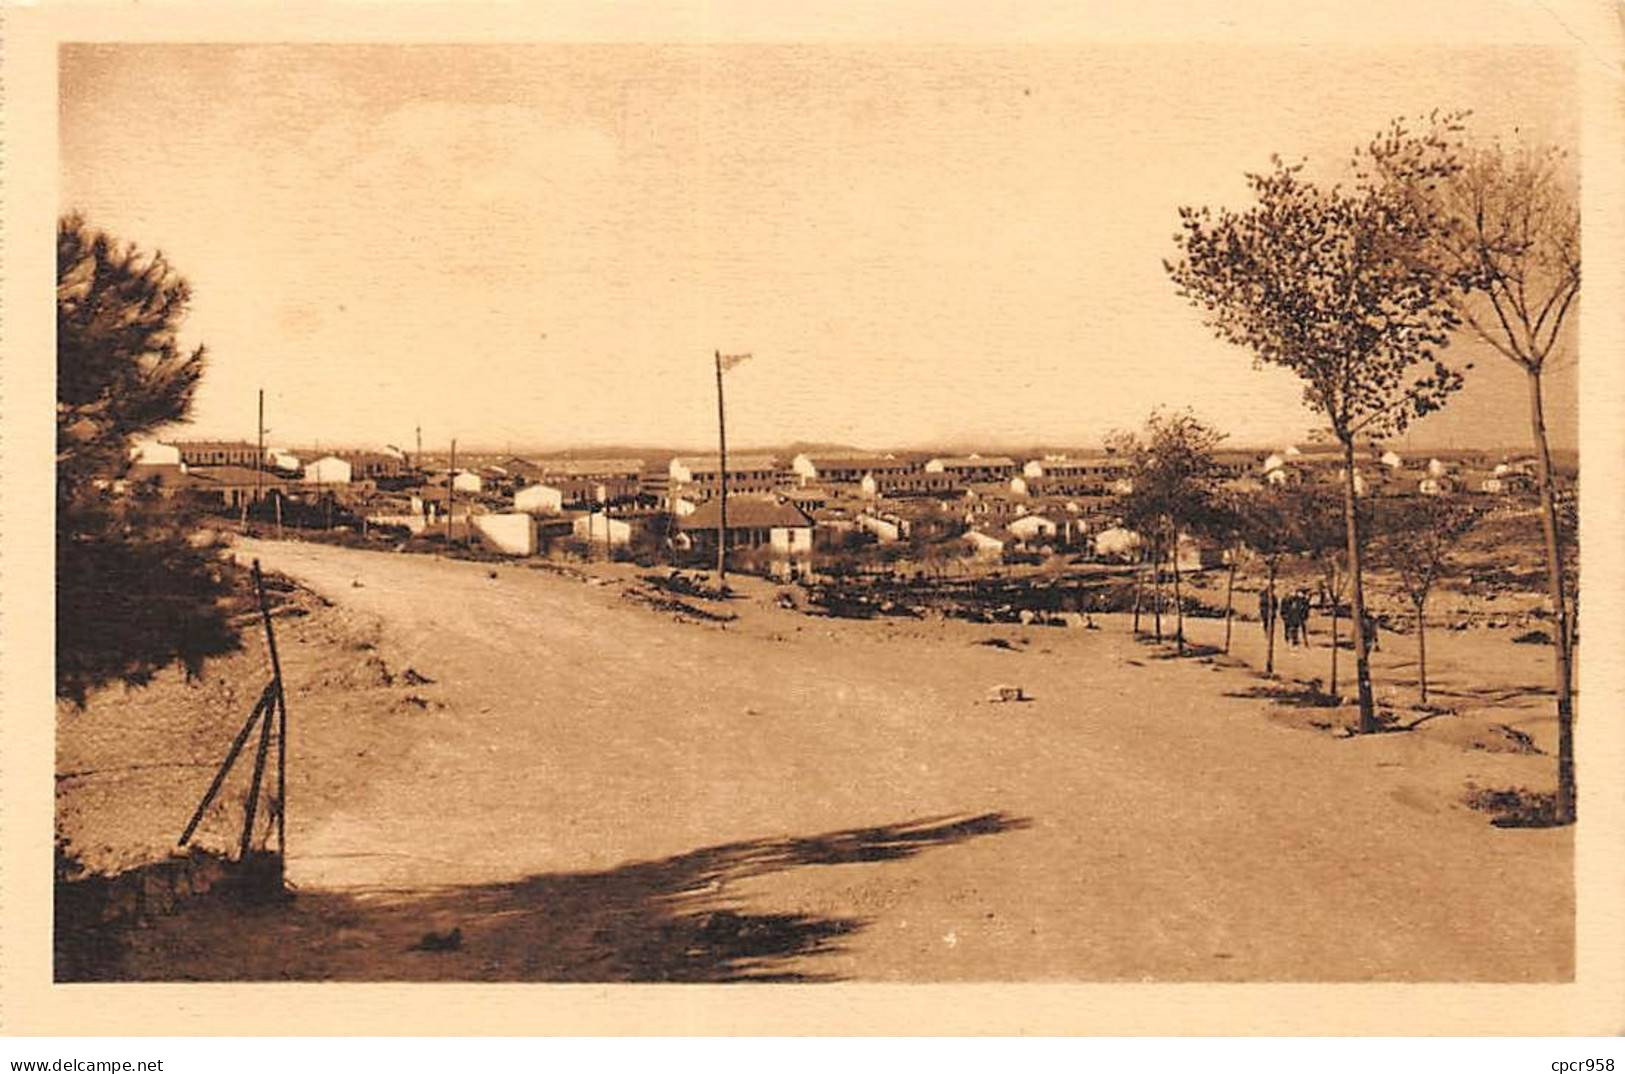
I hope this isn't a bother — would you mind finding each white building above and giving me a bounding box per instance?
[472,513,537,556]
[1379,450,1404,469]
[857,514,904,543]
[962,530,1005,559]
[267,449,301,473]
[1426,458,1449,478]
[676,497,813,556]
[572,511,632,547]
[452,470,483,494]
[513,483,564,515]
[1093,527,1143,561]
[1008,514,1058,542]
[130,439,182,467]
[302,455,353,485]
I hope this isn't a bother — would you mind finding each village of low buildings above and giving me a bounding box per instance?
[117,436,1571,580]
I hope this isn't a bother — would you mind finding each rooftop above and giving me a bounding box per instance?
[930,455,1016,468]
[678,496,812,530]
[538,458,645,476]
[673,454,781,473]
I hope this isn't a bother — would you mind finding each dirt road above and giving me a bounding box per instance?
[112,539,1570,981]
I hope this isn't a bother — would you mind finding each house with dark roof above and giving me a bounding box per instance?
[677,495,813,556]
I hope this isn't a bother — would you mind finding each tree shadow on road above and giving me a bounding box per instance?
[1224,682,1343,709]
[65,811,1033,983]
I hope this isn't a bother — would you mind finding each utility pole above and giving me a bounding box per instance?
[714,351,728,582]
[712,351,751,587]
[415,424,422,473]
[448,438,457,546]
[254,388,264,531]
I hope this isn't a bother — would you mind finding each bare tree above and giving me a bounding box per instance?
[1193,489,1248,653]
[1374,495,1483,706]
[1233,487,1301,677]
[1166,117,1468,732]
[1110,412,1225,654]
[1293,484,1354,698]
[1386,134,1580,821]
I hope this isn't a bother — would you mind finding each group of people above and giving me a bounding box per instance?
[1257,587,1381,651]
[1257,589,1314,647]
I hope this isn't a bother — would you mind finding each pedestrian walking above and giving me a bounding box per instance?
[1284,593,1304,646]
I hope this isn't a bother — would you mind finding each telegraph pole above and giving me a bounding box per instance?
[254,388,264,530]
[415,424,422,473]
[448,438,457,546]
[714,351,728,584]
[713,351,751,587]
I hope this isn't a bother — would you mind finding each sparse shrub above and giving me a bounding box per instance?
[1462,785,1561,828]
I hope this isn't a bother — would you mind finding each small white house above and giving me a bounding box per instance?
[267,449,301,473]
[1009,476,1029,496]
[672,496,698,517]
[131,439,182,467]
[962,530,1005,559]
[1093,526,1143,561]
[1265,467,1290,486]
[1262,453,1286,474]
[573,511,632,547]
[302,455,353,485]
[473,512,537,556]
[857,514,904,543]
[1481,477,1506,494]
[1379,450,1404,469]
[1419,477,1448,496]
[452,470,483,494]
[1008,514,1058,543]
[1426,458,1449,478]
[513,483,564,515]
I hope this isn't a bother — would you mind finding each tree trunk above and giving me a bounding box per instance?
[1527,367,1576,823]
[1132,547,1144,635]
[1223,554,1237,654]
[1328,576,1339,697]
[1341,437,1377,733]
[1415,598,1428,705]
[1152,538,1164,642]
[1265,562,1278,676]
[1169,520,1185,653]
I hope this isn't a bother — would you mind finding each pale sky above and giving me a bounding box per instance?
[60,43,1579,453]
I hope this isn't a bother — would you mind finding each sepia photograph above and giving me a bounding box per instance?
[7,1,1623,1044]
[49,37,1586,986]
